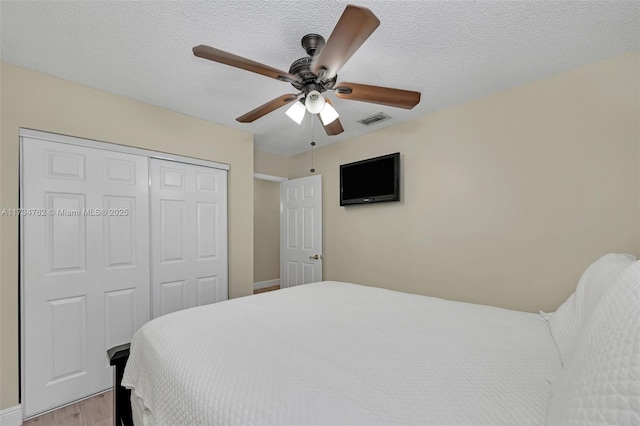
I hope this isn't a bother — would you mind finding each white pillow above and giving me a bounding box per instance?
[546,260,640,425]
[548,253,636,364]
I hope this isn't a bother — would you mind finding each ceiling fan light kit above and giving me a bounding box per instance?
[285,93,340,126]
[192,4,421,137]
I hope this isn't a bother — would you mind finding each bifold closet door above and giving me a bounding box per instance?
[22,138,150,418]
[150,158,228,318]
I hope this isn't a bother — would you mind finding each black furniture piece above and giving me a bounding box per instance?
[107,344,134,426]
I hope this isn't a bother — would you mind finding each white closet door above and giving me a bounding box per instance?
[150,158,228,318]
[22,138,150,418]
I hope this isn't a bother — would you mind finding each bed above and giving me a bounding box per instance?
[117,253,640,425]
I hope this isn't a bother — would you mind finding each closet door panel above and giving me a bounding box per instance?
[22,138,150,418]
[150,159,228,318]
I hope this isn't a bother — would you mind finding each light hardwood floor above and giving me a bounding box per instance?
[24,284,280,425]
[23,391,112,426]
[253,284,280,294]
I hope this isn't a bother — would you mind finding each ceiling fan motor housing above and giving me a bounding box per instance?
[289,34,337,93]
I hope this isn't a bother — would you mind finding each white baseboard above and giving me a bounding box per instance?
[254,278,280,290]
[0,405,22,426]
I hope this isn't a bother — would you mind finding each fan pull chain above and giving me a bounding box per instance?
[310,117,316,173]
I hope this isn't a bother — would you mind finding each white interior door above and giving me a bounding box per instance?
[280,175,322,287]
[150,158,228,318]
[21,138,150,418]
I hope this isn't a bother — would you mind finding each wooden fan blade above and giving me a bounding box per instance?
[311,5,380,80]
[318,100,344,135]
[236,94,299,123]
[193,45,299,84]
[320,116,344,136]
[334,82,421,109]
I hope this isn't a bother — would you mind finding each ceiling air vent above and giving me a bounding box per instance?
[357,112,391,126]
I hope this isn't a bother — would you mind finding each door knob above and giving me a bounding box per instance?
[309,254,323,260]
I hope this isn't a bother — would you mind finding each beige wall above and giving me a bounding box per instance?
[254,179,281,283]
[0,62,255,409]
[290,51,640,314]
[254,149,288,177]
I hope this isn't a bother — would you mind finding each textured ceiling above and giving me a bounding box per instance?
[1,1,638,155]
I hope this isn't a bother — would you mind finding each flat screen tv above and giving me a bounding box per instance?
[340,152,400,206]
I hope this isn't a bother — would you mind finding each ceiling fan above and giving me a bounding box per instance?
[192,4,421,136]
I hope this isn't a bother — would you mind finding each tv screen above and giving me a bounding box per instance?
[340,153,400,206]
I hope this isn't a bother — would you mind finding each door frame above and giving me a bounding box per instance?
[252,173,287,292]
[253,173,324,289]
[19,128,230,420]
[253,173,288,183]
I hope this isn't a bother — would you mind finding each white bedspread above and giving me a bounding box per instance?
[122,281,561,425]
